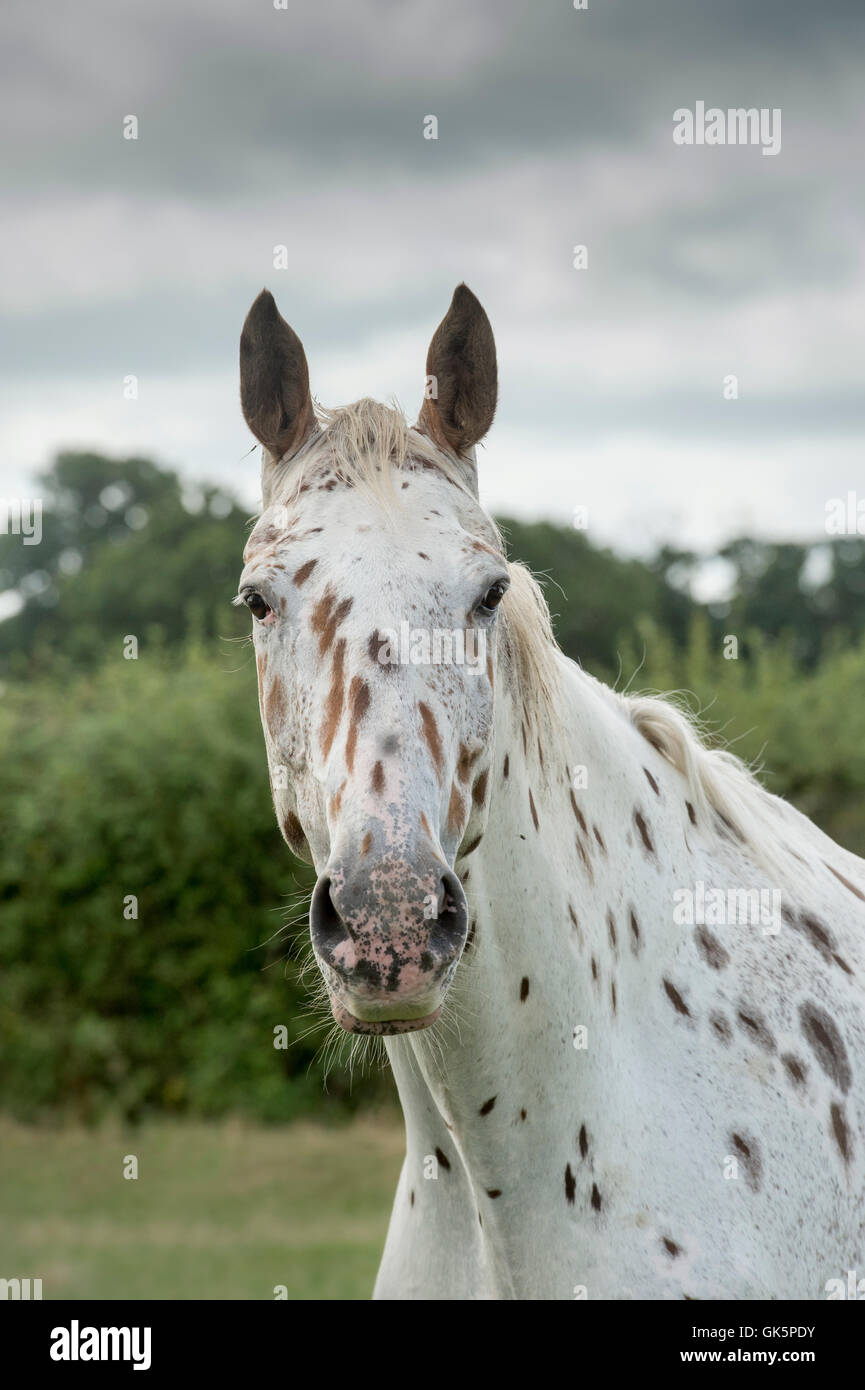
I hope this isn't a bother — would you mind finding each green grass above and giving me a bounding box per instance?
[0,1112,404,1300]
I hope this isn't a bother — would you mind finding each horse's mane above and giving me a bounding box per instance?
[269,398,790,864]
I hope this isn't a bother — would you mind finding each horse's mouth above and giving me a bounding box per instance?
[330,997,443,1035]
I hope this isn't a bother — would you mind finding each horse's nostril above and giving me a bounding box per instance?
[309,875,350,958]
[428,870,468,960]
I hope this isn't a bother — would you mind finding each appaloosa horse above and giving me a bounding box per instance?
[237,284,865,1299]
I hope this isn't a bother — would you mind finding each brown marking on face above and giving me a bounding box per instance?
[799,1001,851,1092]
[569,790,588,836]
[344,676,371,775]
[634,810,655,855]
[520,976,530,1002]
[663,979,690,1016]
[419,811,434,844]
[503,754,510,779]
[830,1101,852,1163]
[319,639,346,760]
[293,558,317,586]
[312,589,353,656]
[265,674,287,738]
[360,830,373,856]
[256,651,267,703]
[643,767,660,795]
[465,918,477,952]
[418,702,444,775]
[825,861,865,901]
[528,788,539,831]
[448,781,466,834]
[695,926,730,971]
[282,811,306,854]
[371,761,385,795]
[456,743,474,783]
[328,783,345,819]
[461,834,483,856]
[471,537,501,558]
[486,652,494,687]
[472,769,489,808]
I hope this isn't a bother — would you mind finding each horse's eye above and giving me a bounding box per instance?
[245,592,271,620]
[478,581,507,614]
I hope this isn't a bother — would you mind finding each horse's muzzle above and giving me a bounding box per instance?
[309,855,468,1033]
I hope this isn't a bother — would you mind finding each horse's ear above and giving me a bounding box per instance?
[240,289,315,462]
[418,284,497,458]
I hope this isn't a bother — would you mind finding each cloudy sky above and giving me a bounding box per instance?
[2,0,863,566]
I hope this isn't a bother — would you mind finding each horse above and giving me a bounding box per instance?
[236,284,865,1299]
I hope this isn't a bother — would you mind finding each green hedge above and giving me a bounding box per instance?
[0,644,392,1122]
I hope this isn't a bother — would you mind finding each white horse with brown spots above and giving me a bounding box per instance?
[237,285,865,1300]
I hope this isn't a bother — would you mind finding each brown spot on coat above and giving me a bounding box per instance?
[565,1164,576,1204]
[360,831,372,856]
[663,1238,681,1257]
[736,1008,776,1053]
[528,788,539,831]
[472,770,489,807]
[781,1054,807,1086]
[434,1147,451,1172]
[695,926,730,971]
[503,754,510,779]
[710,1011,732,1043]
[686,800,697,825]
[520,977,530,1002]
[591,1183,602,1211]
[569,790,588,836]
[799,1001,852,1093]
[629,909,641,952]
[634,810,655,855]
[578,1124,588,1159]
[830,1101,852,1163]
[479,1096,496,1116]
[730,1132,762,1192]
[371,761,385,795]
[663,979,690,1016]
[643,767,660,795]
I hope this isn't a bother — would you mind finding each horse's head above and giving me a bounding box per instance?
[238,285,508,1034]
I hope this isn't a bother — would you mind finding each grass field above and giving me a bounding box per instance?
[0,1112,404,1300]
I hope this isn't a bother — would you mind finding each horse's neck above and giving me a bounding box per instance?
[386,659,699,1207]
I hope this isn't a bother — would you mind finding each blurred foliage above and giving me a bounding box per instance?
[1,450,863,1120]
